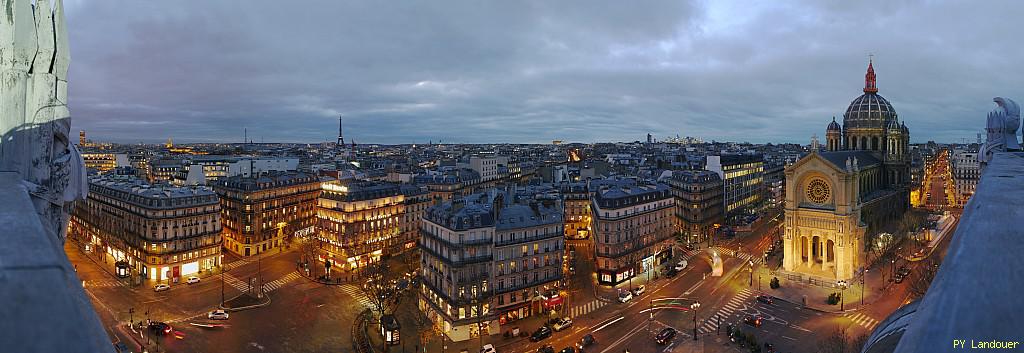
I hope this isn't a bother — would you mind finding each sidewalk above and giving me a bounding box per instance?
[765,263,888,313]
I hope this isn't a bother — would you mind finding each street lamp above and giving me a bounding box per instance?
[837,280,848,311]
[690,301,701,340]
[748,260,754,287]
[861,270,866,306]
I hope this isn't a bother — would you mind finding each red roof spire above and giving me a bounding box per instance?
[864,56,878,93]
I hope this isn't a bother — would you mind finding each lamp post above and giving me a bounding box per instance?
[837,280,848,311]
[890,258,896,283]
[691,301,701,340]
[861,269,866,305]
[748,260,754,287]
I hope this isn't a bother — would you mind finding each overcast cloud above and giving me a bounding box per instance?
[64,1,1024,144]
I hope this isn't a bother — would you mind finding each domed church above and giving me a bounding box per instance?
[782,60,911,281]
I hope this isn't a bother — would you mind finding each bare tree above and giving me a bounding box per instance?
[908,261,939,299]
[816,327,853,353]
[414,309,444,353]
[359,261,406,319]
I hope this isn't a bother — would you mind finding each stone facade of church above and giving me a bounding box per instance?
[783,61,911,281]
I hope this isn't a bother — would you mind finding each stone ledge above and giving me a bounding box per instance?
[0,172,111,352]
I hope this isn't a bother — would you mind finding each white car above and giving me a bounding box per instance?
[632,285,646,296]
[674,260,688,271]
[186,276,201,284]
[153,284,170,292]
[208,310,229,320]
[618,291,633,303]
[551,317,573,332]
[480,343,496,353]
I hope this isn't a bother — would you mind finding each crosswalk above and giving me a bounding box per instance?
[337,284,374,308]
[221,259,250,272]
[569,299,607,319]
[680,246,765,266]
[844,312,879,330]
[262,272,301,293]
[84,278,125,288]
[698,288,754,334]
[223,273,250,292]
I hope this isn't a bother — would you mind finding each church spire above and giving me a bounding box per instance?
[864,56,878,93]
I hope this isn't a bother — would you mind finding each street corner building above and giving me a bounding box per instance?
[314,179,428,271]
[591,177,674,285]
[782,60,911,281]
[418,187,565,342]
[68,173,223,283]
[212,171,320,257]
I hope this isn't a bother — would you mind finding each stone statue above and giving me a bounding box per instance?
[1,0,87,244]
[981,97,1021,168]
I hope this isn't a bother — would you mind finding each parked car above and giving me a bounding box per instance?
[153,284,170,292]
[207,310,229,320]
[618,291,633,303]
[558,348,576,353]
[684,243,696,251]
[744,315,763,327]
[186,276,201,284]
[112,342,131,353]
[536,345,555,353]
[756,295,774,305]
[894,274,906,283]
[530,326,553,342]
[632,285,646,296]
[148,322,172,335]
[577,334,596,349]
[551,317,573,332]
[480,344,497,353]
[654,327,677,344]
[664,267,679,278]
[674,260,688,271]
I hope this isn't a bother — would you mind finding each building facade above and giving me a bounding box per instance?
[213,171,320,257]
[591,178,674,285]
[706,154,765,220]
[418,189,564,342]
[316,180,408,271]
[666,170,724,246]
[952,149,980,206]
[69,175,222,283]
[782,60,911,281]
[559,182,592,239]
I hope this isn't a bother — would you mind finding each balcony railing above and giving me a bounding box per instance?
[494,231,562,247]
[418,242,494,266]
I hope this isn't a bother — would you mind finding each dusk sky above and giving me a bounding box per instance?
[65,1,1023,145]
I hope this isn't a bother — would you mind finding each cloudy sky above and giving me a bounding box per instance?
[64,1,1022,144]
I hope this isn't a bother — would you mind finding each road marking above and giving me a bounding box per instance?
[262,272,301,293]
[337,284,373,307]
[782,335,796,341]
[598,321,648,353]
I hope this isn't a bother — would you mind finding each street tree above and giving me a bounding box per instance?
[909,261,939,299]
[816,327,865,353]
[358,261,406,320]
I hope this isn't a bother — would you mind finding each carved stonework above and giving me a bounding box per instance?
[982,97,1021,168]
[1,0,87,243]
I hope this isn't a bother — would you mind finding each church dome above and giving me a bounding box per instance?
[842,60,898,130]
[827,117,841,132]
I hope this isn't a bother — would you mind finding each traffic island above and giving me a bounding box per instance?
[220,292,271,311]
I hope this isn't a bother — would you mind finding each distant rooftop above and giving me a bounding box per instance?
[214,171,318,191]
[89,174,218,208]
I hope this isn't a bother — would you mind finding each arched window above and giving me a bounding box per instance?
[872,137,879,150]
[860,137,868,150]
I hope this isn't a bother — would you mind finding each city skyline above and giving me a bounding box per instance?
[64,1,1021,145]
